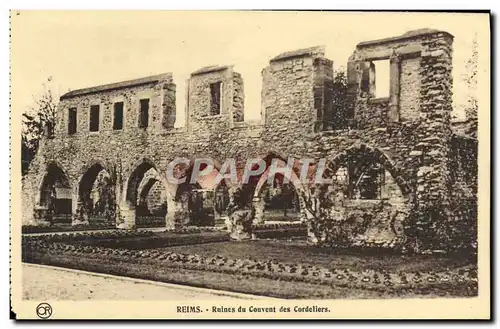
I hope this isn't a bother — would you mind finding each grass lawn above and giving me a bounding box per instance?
[165,240,475,273]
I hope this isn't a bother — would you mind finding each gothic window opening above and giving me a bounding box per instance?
[78,163,116,223]
[68,108,77,135]
[113,102,124,130]
[89,105,100,132]
[209,82,222,116]
[139,99,149,128]
[40,163,72,223]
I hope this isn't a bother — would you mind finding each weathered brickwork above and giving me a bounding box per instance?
[399,57,421,121]
[22,29,477,252]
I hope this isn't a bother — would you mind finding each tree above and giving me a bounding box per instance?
[461,33,478,134]
[331,68,348,130]
[22,77,58,175]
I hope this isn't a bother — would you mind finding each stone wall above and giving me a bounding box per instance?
[399,57,421,121]
[22,29,476,252]
[412,31,455,250]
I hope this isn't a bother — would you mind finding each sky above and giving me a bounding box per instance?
[11,11,489,126]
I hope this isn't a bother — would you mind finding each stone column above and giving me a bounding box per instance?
[388,51,401,122]
[33,206,52,226]
[165,201,189,230]
[229,208,254,241]
[252,196,265,225]
[346,53,359,125]
[72,201,89,225]
[413,31,454,251]
[313,57,334,131]
[117,203,136,229]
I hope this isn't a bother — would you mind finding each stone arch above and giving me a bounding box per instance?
[307,144,414,245]
[124,158,164,205]
[323,143,412,197]
[234,152,306,224]
[121,158,175,229]
[176,156,230,190]
[138,176,160,209]
[253,172,301,223]
[240,151,305,205]
[76,160,115,223]
[37,161,73,223]
[136,171,168,224]
[37,161,72,205]
[170,156,231,227]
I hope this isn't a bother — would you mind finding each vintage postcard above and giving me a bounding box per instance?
[10,10,490,320]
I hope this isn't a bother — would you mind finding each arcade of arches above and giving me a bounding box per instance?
[23,29,478,250]
[33,149,410,237]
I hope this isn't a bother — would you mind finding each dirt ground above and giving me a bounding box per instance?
[22,264,262,301]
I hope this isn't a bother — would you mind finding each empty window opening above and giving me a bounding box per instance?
[210,82,222,115]
[89,105,100,132]
[139,99,149,128]
[68,108,77,135]
[113,102,124,130]
[373,59,390,98]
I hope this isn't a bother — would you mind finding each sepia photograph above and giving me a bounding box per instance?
[9,10,491,320]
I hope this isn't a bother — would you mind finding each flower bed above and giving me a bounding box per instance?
[22,229,230,249]
[253,222,305,230]
[135,216,166,228]
[252,222,306,239]
[22,223,116,234]
[22,236,477,296]
[164,226,226,234]
[22,229,156,245]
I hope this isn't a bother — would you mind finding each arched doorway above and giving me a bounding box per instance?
[39,162,72,224]
[171,159,230,227]
[77,162,115,224]
[175,181,215,226]
[123,159,172,229]
[135,168,168,227]
[238,153,304,224]
[257,173,300,222]
[323,145,411,202]
[319,144,412,244]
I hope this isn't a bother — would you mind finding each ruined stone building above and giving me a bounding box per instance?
[22,29,478,251]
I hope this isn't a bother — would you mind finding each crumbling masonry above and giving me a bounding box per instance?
[22,29,478,251]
